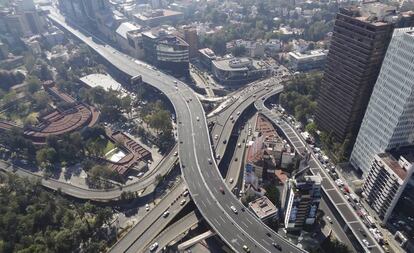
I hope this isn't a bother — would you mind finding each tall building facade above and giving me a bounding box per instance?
[58,0,108,24]
[362,153,414,223]
[282,173,322,231]
[183,26,198,58]
[315,2,414,145]
[350,27,414,174]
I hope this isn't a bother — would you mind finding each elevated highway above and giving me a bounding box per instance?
[46,9,305,253]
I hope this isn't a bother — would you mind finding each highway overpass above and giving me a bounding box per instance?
[46,9,306,253]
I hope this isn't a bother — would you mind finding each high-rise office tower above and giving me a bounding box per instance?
[350,27,414,174]
[315,2,414,146]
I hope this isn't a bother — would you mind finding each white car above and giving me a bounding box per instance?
[137,172,144,177]
[362,239,370,247]
[149,242,158,252]
[229,178,234,183]
[196,116,200,121]
[145,204,150,211]
[180,199,186,206]
[230,206,238,214]
[326,216,333,223]
[162,211,169,218]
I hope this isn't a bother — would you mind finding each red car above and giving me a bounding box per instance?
[219,186,225,194]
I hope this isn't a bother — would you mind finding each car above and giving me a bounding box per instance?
[145,204,150,211]
[266,232,271,237]
[196,116,200,121]
[174,151,178,156]
[137,172,144,177]
[238,143,241,148]
[214,134,218,140]
[230,116,233,120]
[243,245,250,252]
[223,140,227,144]
[230,206,238,214]
[362,239,370,247]
[229,178,234,183]
[219,186,225,194]
[180,199,186,206]
[326,216,333,223]
[237,111,240,115]
[234,157,238,161]
[216,154,221,160]
[162,211,169,218]
[149,242,159,252]
[359,228,367,237]
[128,176,134,180]
[173,80,177,84]
[183,190,189,197]
[208,158,212,164]
[272,243,282,250]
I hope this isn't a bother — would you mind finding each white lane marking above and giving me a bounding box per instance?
[241,221,248,227]
[246,218,253,224]
[213,218,220,225]
[262,239,271,246]
[237,234,243,241]
[219,215,226,223]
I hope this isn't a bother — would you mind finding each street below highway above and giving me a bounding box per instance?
[255,99,384,253]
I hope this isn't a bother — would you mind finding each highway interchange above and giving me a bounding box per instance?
[46,8,305,253]
[8,6,382,253]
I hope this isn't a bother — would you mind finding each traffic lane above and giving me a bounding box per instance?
[213,85,280,152]
[110,181,184,253]
[177,96,261,252]
[226,124,248,187]
[198,142,303,252]
[319,199,355,251]
[129,194,191,253]
[197,101,306,252]
[348,222,383,253]
[189,108,281,253]
[150,212,199,253]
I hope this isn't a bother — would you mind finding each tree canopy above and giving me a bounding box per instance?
[0,173,114,253]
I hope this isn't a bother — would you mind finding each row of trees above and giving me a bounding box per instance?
[0,173,114,253]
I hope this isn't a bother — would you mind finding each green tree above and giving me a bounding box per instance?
[26,76,41,94]
[36,147,58,166]
[305,122,317,136]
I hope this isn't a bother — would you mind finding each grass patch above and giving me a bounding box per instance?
[103,140,116,156]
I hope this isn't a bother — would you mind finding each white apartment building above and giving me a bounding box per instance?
[362,153,414,223]
[350,27,414,174]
